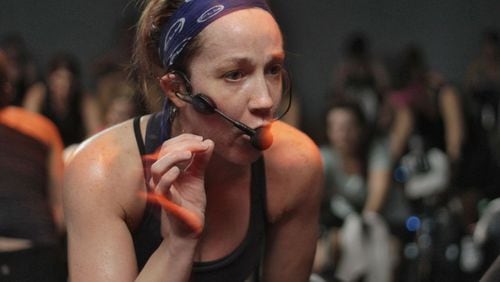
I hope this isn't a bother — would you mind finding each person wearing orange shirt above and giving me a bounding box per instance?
[0,51,66,281]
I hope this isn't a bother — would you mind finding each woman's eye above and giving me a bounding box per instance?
[224,71,244,81]
[268,64,283,76]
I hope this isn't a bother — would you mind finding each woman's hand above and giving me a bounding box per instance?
[149,134,214,239]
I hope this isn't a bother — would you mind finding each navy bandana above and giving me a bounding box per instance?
[159,0,271,68]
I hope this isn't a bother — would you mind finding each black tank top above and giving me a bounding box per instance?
[413,88,446,152]
[41,89,85,146]
[132,113,267,281]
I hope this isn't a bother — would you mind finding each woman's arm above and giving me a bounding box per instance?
[22,82,46,112]
[439,85,465,163]
[364,169,391,214]
[64,131,147,281]
[364,139,392,214]
[262,123,324,281]
[64,121,215,282]
[63,124,205,282]
[389,105,414,163]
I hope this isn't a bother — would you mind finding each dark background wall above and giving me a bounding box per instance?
[1,0,499,143]
[270,0,500,142]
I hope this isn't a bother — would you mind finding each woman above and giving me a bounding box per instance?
[386,44,466,281]
[332,32,391,127]
[23,52,101,147]
[63,1,323,281]
[314,99,394,282]
[387,44,464,166]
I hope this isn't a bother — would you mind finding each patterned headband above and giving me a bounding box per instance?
[158,0,271,68]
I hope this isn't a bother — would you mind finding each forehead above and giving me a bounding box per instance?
[193,8,283,64]
[327,108,358,124]
[50,68,73,77]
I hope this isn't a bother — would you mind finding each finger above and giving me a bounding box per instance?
[153,137,212,179]
[151,149,191,173]
[155,166,181,195]
[186,139,215,179]
[142,134,204,164]
[150,150,192,185]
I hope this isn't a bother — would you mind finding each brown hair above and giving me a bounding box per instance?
[0,51,11,108]
[131,0,201,111]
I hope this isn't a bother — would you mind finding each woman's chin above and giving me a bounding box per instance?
[215,136,263,165]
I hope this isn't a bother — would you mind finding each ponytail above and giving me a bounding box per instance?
[131,0,182,111]
[131,0,202,111]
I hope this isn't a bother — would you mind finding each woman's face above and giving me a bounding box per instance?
[180,8,284,163]
[48,67,73,100]
[105,96,136,127]
[326,108,362,155]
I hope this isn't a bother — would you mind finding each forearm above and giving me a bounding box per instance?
[137,238,198,282]
[389,107,414,163]
[363,170,391,214]
[364,193,386,214]
[441,86,465,162]
[445,126,463,163]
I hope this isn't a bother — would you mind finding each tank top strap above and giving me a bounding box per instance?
[251,157,268,225]
[132,112,167,268]
[133,113,167,191]
[133,116,146,156]
[144,112,165,155]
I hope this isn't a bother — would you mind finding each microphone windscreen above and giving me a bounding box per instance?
[252,126,273,150]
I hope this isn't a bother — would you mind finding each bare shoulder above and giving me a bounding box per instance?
[266,121,322,169]
[264,121,323,222]
[64,117,148,228]
[0,106,61,147]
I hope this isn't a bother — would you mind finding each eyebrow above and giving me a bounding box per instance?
[214,51,285,69]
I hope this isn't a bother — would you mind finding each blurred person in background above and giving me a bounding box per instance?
[314,98,399,282]
[385,44,468,282]
[464,28,500,107]
[92,61,147,130]
[332,32,391,128]
[0,33,39,106]
[23,52,101,147]
[101,89,141,129]
[386,44,464,167]
[461,28,500,200]
[63,62,146,164]
[0,51,66,281]
[462,28,500,280]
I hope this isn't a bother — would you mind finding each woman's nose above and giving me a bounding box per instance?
[248,75,275,116]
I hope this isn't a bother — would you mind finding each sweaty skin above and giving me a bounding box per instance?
[64,8,323,282]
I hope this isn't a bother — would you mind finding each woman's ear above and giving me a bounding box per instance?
[159,72,188,107]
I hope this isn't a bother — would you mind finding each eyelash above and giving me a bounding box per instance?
[224,70,244,81]
[267,64,283,76]
[223,64,283,82]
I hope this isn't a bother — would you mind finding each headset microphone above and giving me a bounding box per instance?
[176,92,273,150]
